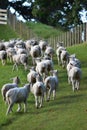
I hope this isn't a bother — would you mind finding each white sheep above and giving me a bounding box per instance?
[45,46,54,60]
[56,43,66,65]
[25,39,38,53]
[30,75,45,108]
[1,76,20,101]
[60,50,69,68]
[44,70,58,101]
[35,59,47,80]
[0,43,6,51]
[42,59,54,75]
[14,40,25,51]
[39,40,48,56]
[12,53,28,71]
[6,47,16,63]
[68,54,81,68]
[27,67,39,86]
[0,50,7,65]
[68,66,82,91]
[30,45,41,65]
[6,84,30,115]
[66,54,81,83]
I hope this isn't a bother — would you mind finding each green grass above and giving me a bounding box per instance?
[0,24,19,41]
[0,43,87,130]
[26,22,63,39]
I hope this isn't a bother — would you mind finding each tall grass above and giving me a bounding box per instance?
[0,43,87,130]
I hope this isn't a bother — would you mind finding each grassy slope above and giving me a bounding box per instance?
[0,24,19,41]
[26,22,64,39]
[0,43,87,130]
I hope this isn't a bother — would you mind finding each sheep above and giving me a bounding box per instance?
[60,50,69,68]
[12,53,28,71]
[66,54,81,83]
[30,75,45,108]
[56,42,66,65]
[6,47,16,63]
[68,54,81,68]
[45,46,54,60]
[14,40,26,51]
[1,76,20,101]
[27,67,39,86]
[44,70,58,101]
[68,66,82,91]
[35,59,47,80]
[6,84,30,115]
[0,43,6,51]
[0,50,7,65]
[25,39,38,52]
[30,45,41,65]
[39,40,48,56]
[42,59,54,75]
[3,41,15,49]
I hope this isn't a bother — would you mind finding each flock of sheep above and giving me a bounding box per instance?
[0,38,82,115]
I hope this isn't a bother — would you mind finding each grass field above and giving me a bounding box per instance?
[0,43,87,130]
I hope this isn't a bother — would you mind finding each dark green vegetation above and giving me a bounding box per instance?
[1,0,87,29]
[0,42,87,130]
[0,24,18,41]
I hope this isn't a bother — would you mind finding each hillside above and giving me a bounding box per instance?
[0,24,19,41]
[0,43,87,130]
[26,22,64,39]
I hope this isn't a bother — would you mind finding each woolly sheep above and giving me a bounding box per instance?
[44,70,58,101]
[6,47,16,62]
[35,59,47,80]
[68,66,82,91]
[27,67,39,86]
[66,54,81,80]
[0,43,6,51]
[45,46,54,60]
[25,39,38,52]
[12,53,28,71]
[6,84,30,115]
[30,45,41,65]
[60,50,69,68]
[56,43,66,65]
[1,76,20,101]
[42,59,54,75]
[30,75,45,108]
[39,40,48,56]
[0,50,7,65]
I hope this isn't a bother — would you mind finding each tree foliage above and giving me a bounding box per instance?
[0,0,87,29]
[0,0,8,9]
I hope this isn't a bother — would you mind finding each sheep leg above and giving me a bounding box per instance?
[24,102,27,112]
[53,90,56,100]
[17,103,21,112]
[47,89,52,101]
[76,81,80,90]
[12,63,18,71]
[39,96,43,108]
[2,59,5,65]
[35,96,38,108]
[6,103,14,115]
[72,80,75,92]
[68,76,71,84]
